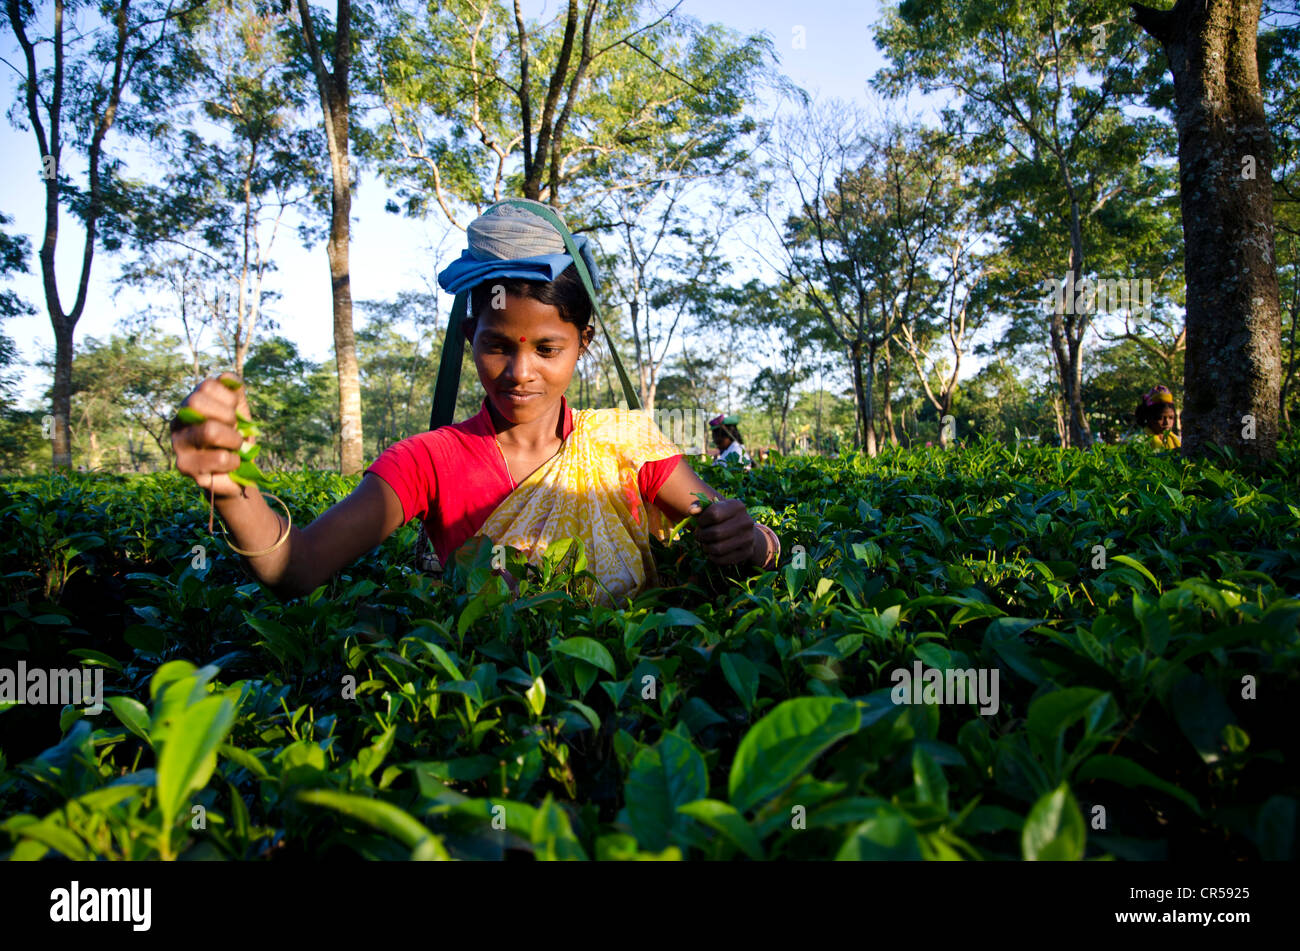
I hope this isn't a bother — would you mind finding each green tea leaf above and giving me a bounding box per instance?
[1255,796,1297,861]
[525,675,546,717]
[531,794,587,861]
[836,809,922,860]
[625,731,708,850]
[229,459,271,488]
[1027,688,1113,745]
[1022,783,1086,861]
[13,821,89,860]
[106,696,151,746]
[677,799,763,860]
[298,789,449,859]
[1075,755,1201,815]
[1111,554,1160,590]
[729,697,860,814]
[156,695,236,830]
[720,652,759,713]
[1169,673,1236,764]
[552,636,616,677]
[912,745,949,813]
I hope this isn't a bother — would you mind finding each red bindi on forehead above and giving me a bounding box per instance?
[519,336,526,342]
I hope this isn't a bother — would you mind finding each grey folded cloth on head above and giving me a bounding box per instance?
[459,198,602,289]
[468,200,569,259]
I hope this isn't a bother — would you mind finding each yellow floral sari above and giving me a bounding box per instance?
[474,407,683,605]
[1152,431,1181,450]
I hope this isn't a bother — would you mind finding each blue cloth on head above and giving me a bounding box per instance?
[436,199,602,295]
[437,247,591,295]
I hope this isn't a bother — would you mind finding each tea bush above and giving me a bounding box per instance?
[1,439,1297,860]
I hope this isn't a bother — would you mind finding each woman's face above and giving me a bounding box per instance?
[1149,405,1176,433]
[712,428,731,451]
[469,292,592,428]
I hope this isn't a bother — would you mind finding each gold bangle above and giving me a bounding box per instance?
[759,527,780,563]
[756,523,780,569]
[223,492,292,558]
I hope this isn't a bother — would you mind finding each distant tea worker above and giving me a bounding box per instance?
[709,414,750,466]
[1135,385,1180,450]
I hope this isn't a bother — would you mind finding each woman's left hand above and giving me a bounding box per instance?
[692,498,763,566]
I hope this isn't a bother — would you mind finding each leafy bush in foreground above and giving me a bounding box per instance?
[0,439,1297,860]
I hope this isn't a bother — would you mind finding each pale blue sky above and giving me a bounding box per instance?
[1,0,902,408]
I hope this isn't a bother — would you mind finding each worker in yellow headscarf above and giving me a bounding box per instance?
[1136,385,1180,450]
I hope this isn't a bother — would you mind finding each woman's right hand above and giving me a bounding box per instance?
[171,372,256,499]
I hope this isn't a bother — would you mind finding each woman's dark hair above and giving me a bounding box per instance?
[467,263,592,335]
[712,424,744,445]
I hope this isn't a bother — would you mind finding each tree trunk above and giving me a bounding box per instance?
[849,341,875,456]
[299,0,363,474]
[330,199,363,474]
[814,381,822,453]
[882,344,898,446]
[1282,316,1295,432]
[937,390,953,448]
[1282,278,1298,433]
[1066,332,1091,447]
[10,0,128,470]
[1049,300,1094,449]
[51,323,73,468]
[779,384,792,453]
[330,19,362,475]
[628,296,649,410]
[1134,0,1281,461]
[1048,310,1071,447]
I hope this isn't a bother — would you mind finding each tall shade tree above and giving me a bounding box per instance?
[243,333,338,468]
[364,0,769,221]
[765,107,972,454]
[355,289,439,455]
[734,279,825,454]
[1133,0,1283,460]
[4,0,205,469]
[118,0,328,378]
[895,228,992,448]
[875,0,1172,448]
[0,210,34,399]
[1093,188,1189,429]
[115,254,220,384]
[49,328,192,470]
[1258,2,1298,430]
[602,179,739,415]
[363,0,767,431]
[292,0,364,473]
[863,124,979,447]
[0,211,36,468]
[653,349,726,434]
[762,101,884,454]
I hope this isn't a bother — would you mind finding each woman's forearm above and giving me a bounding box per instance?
[214,474,408,600]
[213,489,304,594]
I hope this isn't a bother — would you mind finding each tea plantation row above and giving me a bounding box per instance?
[0,440,1297,860]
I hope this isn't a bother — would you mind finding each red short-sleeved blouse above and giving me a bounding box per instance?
[365,395,682,564]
